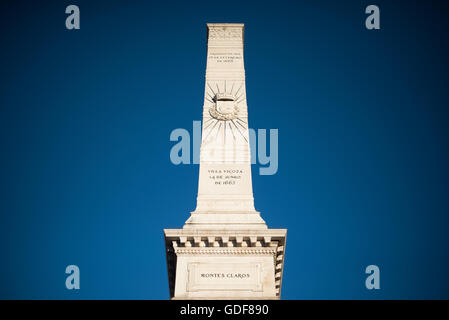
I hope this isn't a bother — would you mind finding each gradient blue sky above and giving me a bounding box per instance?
[1,0,449,299]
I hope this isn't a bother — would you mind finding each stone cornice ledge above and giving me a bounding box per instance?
[164,229,287,237]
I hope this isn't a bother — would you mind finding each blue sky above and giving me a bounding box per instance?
[1,0,448,299]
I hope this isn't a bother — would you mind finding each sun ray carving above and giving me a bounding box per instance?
[207,82,216,96]
[231,119,248,143]
[203,80,249,144]
[203,119,220,142]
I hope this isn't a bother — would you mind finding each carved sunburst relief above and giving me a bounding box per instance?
[203,80,248,143]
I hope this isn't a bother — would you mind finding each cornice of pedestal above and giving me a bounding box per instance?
[164,228,286,238]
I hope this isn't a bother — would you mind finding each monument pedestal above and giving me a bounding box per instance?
[164,23,287,299]
[164,229,286,299]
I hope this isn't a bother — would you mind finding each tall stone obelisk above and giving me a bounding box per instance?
[164,23,287,299]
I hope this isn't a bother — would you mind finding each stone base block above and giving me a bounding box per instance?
[164,229,286,299]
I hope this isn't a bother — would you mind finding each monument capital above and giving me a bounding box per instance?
[207,23,244,41]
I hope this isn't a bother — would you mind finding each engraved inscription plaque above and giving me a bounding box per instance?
[187,262,262,292]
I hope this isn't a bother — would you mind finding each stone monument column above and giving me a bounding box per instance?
[164,23,287,299]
